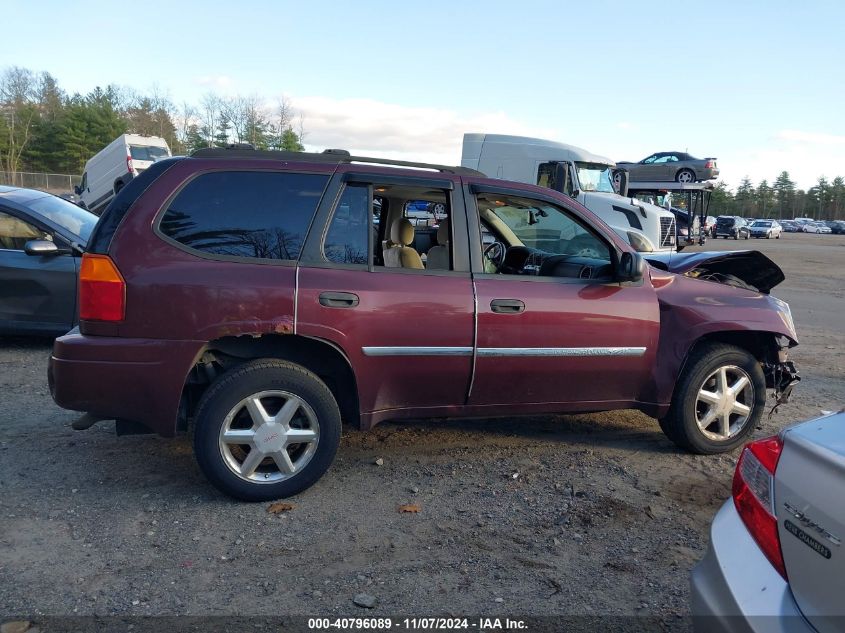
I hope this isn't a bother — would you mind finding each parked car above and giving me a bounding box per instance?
[0,186,97,335]
[692,411,843,632]
[703,215,717,236]
[75,134,171,215]
[829,221,845,235]
[781,220,800,233]
[616,152,719,183]
[803,222,832,234]
[714,216,750,239]
[749,219,782,239]
[48,148,799,501]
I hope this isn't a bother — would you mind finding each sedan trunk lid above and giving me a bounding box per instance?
[775,412,845,631]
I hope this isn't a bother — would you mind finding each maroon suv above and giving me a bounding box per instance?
[49,148,800,501]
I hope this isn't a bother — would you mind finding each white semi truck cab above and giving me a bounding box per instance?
[461,133,676,253]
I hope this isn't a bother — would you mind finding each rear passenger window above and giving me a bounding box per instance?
[159,171,328,261]
[324,184,369,265]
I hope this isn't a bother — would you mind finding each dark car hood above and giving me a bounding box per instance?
[645,250,785,294]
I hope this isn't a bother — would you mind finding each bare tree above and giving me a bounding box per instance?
[0,67,38,178]
[199,93,222,148]
[175,100,198,148]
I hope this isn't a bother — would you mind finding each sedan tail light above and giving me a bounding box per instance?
[705,160,716,169]
[79,253,126,322]
[732,435,786,578]
[126,154,134,175]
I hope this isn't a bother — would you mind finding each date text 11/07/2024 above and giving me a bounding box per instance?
[307,617,528,630]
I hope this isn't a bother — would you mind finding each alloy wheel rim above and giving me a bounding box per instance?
[218,390,320,484]
[678,171,693,183]
[695,365,755,441]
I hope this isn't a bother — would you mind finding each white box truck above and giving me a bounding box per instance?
[461,133,676,253]
[75,134,171,214]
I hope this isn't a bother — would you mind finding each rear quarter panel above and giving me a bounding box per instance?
[775,416,845,630]
[103,158,335,342]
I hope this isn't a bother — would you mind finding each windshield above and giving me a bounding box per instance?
[575,162,616,193]
[752,221,772,227]
[130,145,170,161]
[27,195,97,243]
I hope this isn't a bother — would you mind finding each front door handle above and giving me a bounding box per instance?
[319,291,360,308]
[490,299,525,314]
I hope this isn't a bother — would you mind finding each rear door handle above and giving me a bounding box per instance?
[319,291,359,308]
[490,299,525,314]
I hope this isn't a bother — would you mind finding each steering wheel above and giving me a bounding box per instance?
[483,241,505,269]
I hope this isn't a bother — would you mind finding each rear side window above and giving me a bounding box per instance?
[159,171,328,261]
[324,184,369,265]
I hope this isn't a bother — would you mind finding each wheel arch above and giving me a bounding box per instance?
[675,167,696,182]
[178,333,360,432]
[669,329,789,400]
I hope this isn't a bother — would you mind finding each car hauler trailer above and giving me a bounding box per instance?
[626,181,714,249]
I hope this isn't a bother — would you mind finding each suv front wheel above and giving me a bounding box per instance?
[660,343,766,454]
[193,359,341,501]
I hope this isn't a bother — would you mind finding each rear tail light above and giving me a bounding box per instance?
[732,435,786,578]
[705,160,715,169]
[127,154,134,175]
[79,253,125,322]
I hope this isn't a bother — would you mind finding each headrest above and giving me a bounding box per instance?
[436,219,449,245]
[391,218,414,246]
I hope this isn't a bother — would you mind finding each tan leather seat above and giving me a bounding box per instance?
[383,218,424,269]
[426,220,450,270]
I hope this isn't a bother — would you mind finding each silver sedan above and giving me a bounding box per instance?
[691,411,845,632]
[617,151,719,183]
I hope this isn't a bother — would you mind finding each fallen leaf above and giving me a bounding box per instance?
[398,504,421,513]
[267,502,295,514]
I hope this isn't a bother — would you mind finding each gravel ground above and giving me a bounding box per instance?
[1,232,843,631]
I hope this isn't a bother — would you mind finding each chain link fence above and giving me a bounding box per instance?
[0,171,80,194]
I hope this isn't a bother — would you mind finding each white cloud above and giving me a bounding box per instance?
[195,75,234,91]
[289,96,560,166]
[717,129,845,190]
[775,129,845,146]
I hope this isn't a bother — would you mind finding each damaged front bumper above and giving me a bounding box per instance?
[764,358,800,405]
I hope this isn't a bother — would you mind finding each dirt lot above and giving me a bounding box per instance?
[1,232,843,630]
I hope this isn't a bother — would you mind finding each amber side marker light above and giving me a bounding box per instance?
[79,253,126,322]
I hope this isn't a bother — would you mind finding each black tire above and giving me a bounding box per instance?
[659,343,766,454]
[114,181,124,194]
[193,359,342,501]
[733,231,739,240]
[676,168,696,183]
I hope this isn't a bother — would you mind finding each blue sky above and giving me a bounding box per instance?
[3,0,844,188]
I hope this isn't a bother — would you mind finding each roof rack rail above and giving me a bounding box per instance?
[189,146,483,176]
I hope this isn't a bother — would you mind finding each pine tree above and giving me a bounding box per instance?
[772,171,796,219]
[280,126,303,151]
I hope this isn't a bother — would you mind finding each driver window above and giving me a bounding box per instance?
[475,194,612,280]
[0,212,47,250]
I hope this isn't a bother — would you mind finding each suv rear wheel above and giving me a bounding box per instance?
[193,359,341,501]
[660,344,766,454]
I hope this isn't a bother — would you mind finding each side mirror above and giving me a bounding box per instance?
[617,251,645,283]
[24,239,64,256]
[73,185,82,195]
[613,169,629,197]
